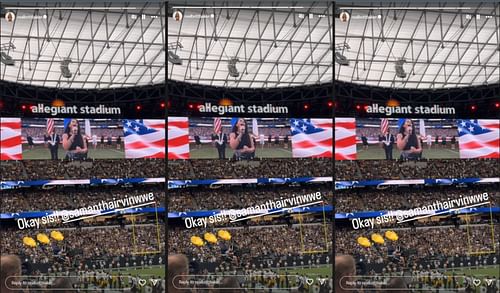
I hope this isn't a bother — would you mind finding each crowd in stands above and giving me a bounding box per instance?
[0,161,25,181]
[336,185,499,213]
[168,223,332,272]
[169,158,332,179]
[336,158,499,180]
[1,224,165,273]
[0,159,163,181]
[167,158,499,181]
[1,185,164,213]
[357,127,458,141]
[4,157,496,182]
[336,224,500,268]
[170,184,332,212]
[22,128,123,142]
[190,126,290,140]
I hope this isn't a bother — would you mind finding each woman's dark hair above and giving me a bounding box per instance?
[398,119,416,137]
[231,119,248,135]
[64,120,81,135]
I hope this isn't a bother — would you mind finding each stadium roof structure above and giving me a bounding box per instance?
[335,2,500,89]
[0,2,165,89]
[167,2,333,88]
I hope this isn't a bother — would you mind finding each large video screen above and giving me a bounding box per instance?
[1,118,166,160]
[335,117,499,160]
[168,117,333,160]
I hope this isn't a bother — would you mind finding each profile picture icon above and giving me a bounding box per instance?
[5,11,15,23]
[340,11,350,23]
[173,10,182,22]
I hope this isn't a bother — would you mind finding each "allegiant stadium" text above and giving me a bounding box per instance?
[198,103,288,115]
[366,104,455,116]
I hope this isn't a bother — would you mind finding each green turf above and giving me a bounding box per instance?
[447,266,500,278]
[108,265,331,279]
[279,266,332,278]
[356,144,459,160]
[22,145,124,159]
[190,143,292,159]
[103,265,499,284]
[109,265,164,277]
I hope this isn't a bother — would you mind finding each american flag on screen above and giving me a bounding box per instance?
[167,117,189,160]
[457,119,499,159]
[123,119,165,159]
[214,117,222,134]
[335,117,356,160]
[46,118,54,135]
[290,118,332,158]
[380,118,389,135]
[0,118,22,160]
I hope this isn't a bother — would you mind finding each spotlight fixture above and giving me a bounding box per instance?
[335,52,349,66]
[334,43,350,66]
[395,58,406,78]
[168,50,182,65]
[167,41,183,65]
[60,58,72,78]
[0,43,16,66]
[0,52,15,65]
[228,57,239,77]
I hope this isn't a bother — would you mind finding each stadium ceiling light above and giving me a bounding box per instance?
[228,57,240,78]
[335,52,349,66]
[0,51,15,66]
[335,43,350,66]
[60,58,72,78]
[0,42,16,66]
[167,41,183,65]
[395,58,407,78]
[168,50,182,65]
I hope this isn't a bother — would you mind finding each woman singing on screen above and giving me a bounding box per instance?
[62,119,88,160]
[229,118,255,160]
[396,119,422,160]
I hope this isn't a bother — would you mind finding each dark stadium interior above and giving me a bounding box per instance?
[0,80,165,119]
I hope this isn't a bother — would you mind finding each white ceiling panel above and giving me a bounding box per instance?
[168,3,333,88]
[335,2,499,89]
[0,2,165,89]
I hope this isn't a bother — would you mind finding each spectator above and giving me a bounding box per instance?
[0,254,22,293]
[168,254,190,293]
[335,255,356,293]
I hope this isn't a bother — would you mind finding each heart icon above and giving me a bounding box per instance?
[138,279,147,287]
[472,279,481,287]
[306,278,314,286]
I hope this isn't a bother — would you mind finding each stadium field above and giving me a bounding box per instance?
[189,143,292,159]
[448,265,500,278]
[22,145,125,160]
[279,265,332,278]
[356,144,459,160]
[107,266,331,279]
[109,265,164,277]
